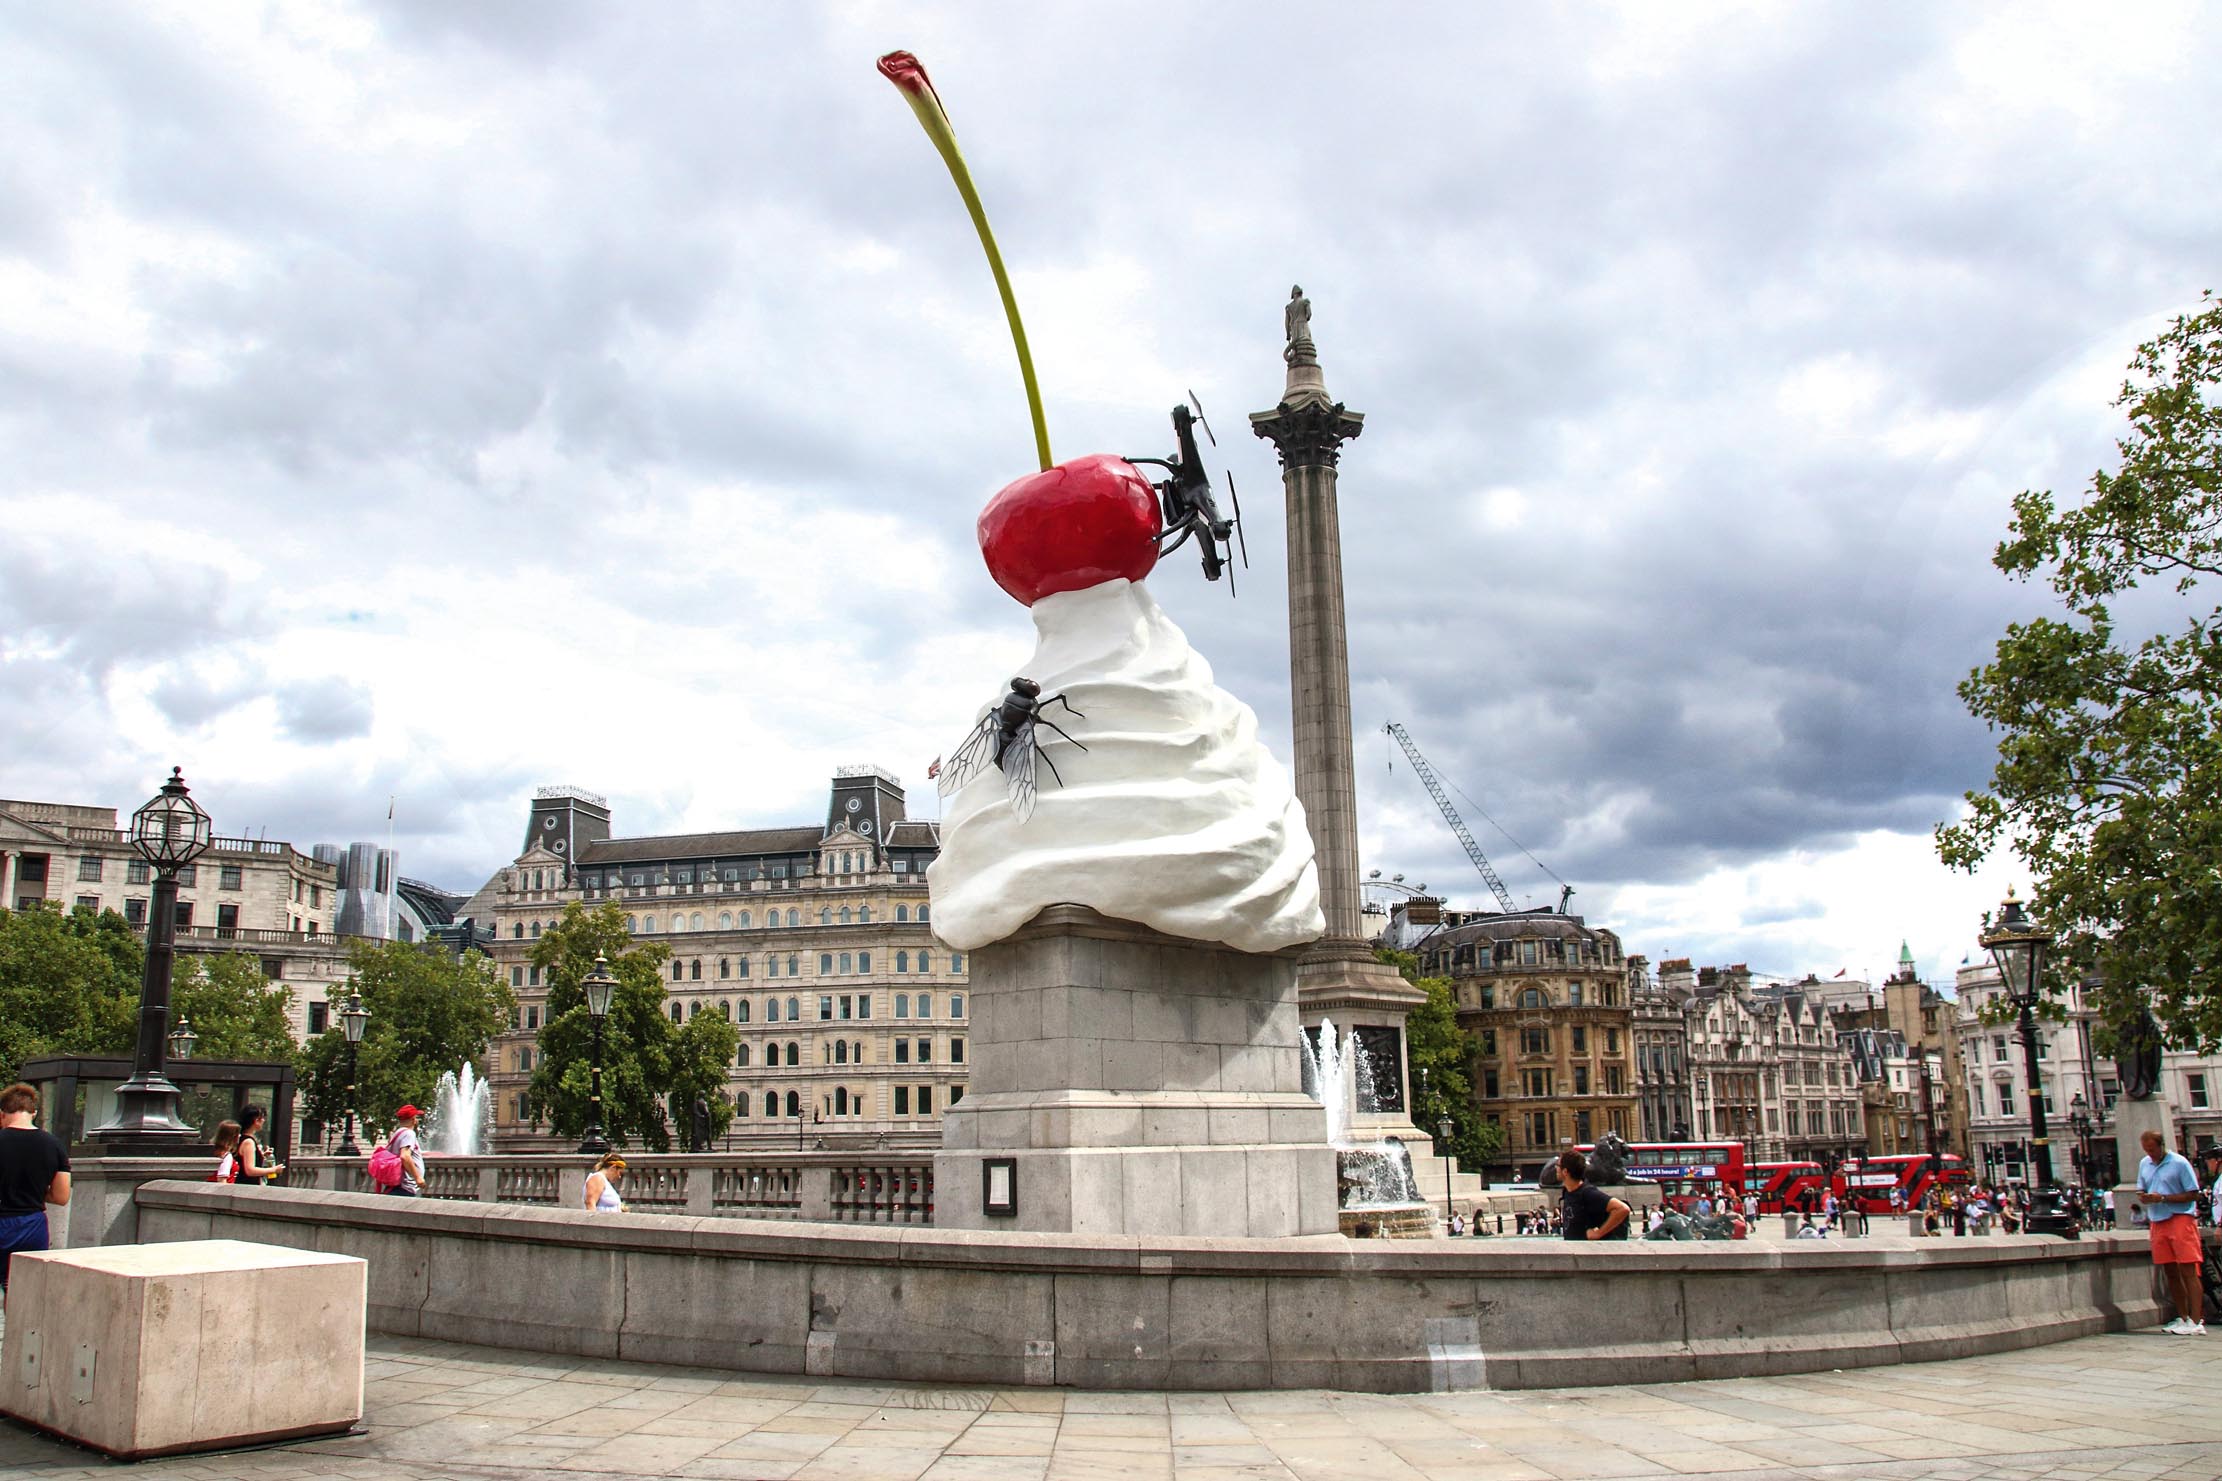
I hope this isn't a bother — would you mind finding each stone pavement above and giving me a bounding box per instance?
[2,1329,2219,1481]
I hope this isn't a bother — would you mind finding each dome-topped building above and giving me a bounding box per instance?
[1419,910,1637,1182]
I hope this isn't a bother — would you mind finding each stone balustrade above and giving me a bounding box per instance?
[284,1152,934,1224]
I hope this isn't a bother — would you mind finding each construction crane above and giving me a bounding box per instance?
[1383,722,1572,915]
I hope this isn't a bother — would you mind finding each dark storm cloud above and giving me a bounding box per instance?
[1,1,2215,930]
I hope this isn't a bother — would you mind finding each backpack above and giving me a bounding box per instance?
[367,1137,405,1189]
[209,1151,239,1184]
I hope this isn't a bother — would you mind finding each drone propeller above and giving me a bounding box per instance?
[1227,471,1250,570]
[1187,388,1216,447]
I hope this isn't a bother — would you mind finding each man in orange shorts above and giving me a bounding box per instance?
[2135,1130,2205,1335]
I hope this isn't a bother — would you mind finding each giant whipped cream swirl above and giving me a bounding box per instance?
[930,578,1326,954]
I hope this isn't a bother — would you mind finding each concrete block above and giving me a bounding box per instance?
[1244,1147,1301,1238]
[1054,1273,1169,1388]
[1121,1150,1184,1234]
[1163,1041,1221,1091]
[1069,1152,1127,1235]
[1141,1104,1212,1145]
[1208,1106,1269,1145]
[1181,1150,1250,1237]
[0,1239,363,1459]
[1103,1039,1163,1091]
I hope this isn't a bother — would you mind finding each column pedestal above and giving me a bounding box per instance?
[935,906,1339,1238]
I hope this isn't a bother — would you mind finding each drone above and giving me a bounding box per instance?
[936,677,1087,823]
[1127,391,1249,593]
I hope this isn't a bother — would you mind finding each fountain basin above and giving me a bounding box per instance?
[134,1180,2166,1393]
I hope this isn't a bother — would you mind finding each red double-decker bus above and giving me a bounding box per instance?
[1574,1141,1746,1211]
[1836,1153,1971,1212]
[1744,1161,1827,1214]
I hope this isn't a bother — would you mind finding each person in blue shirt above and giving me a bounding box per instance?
[2135,1130,2205,1335]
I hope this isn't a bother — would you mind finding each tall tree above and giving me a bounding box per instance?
[1940,291,2222,1051]
[0,904,139,1083]
[526,902,733,1150]
[171,952,296,1063]
[298,939,513,1132]
[1379,948,1504,1172]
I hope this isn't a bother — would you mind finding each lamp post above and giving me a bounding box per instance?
[1436,1115,1455,1223]
[2068,1093,2095,1190]
[167,1016,197,1062]
[94,767,214,1143]
[338,990,369,1158]
[1979,891,2077,1238]
[579,953,616,1155]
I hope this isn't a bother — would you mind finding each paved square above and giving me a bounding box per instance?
[2,1330,2218,1480]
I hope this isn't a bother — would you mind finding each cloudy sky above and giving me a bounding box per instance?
[4,4,2215,987]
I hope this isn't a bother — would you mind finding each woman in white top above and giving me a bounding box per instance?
[584,1153,626,1214]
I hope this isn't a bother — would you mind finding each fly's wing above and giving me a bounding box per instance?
[936,715,999,798]
[1000,723,1041,823]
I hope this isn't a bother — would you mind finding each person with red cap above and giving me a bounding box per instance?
[382,1105,425,1198]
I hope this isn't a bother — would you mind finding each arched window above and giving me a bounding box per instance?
[530,920,541,938]
[737,956,750,978]
[767,955,780,979]
[719,957,730,979]
[835,1086,849,1116]
[734,1088,749,1115]
[737,1043,751,1067]
[896,950,909,973]
[786,954,799,976]
[739,910,751,928]
[897,904,910,922]
[821,954,834,974]
[1519,987,1548,1009]
[690,912,703,931]
[718,912,732,930]
[917,951,932,974]
[692,1001,704,1019]
[852,1041,863,1063]
[669,1003,682,1023]
[859,906,871,923]
[918,905,929,924]
[719,1000,731,1019]
[950,952,963,973]
[858,951,871,973]
[786,1042,800,1067]
[839,907,852,924]
[513,922,524,939]
[835,1041,849,1064]
[765,1091,779,1117]
[839,953,852,974]
[895,993,910,1019]
[644,915,658,933]
[627,915,638,933]
[767,997,780,1023]
[785,1090,800,1117]
[671,962,684,982]
[690,959,702,981]
[819,907,831,925]
[736,999,750,1024]
[919,994,933,1019]
[787,908,799,927]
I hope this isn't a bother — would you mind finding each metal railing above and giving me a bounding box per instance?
[284,1150,935,1225]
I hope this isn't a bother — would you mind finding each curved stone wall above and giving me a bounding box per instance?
[133,1181,2163,1393]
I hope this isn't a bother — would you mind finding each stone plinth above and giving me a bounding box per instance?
[934,905,1338,1237]
[0,1238,364,1458]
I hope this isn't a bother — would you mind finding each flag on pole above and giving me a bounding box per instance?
[1834,968,1846,978]
[926,756,942,780]
[387,796,395,820]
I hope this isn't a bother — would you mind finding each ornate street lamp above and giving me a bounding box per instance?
[2068,1092,2098,1189]
[94,767,214,1143]
[338,990,370,1158]
[1436,1115,1456,1223]
[1979,891,2077,1238]
[578,953,616,1155]
[167,1016,197,1061]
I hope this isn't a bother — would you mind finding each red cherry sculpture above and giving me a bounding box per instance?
[977,453,1162,606]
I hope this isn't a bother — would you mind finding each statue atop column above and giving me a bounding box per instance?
[1284,285,1316,366]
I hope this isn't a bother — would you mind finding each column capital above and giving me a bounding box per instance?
[1250,398,1365,470]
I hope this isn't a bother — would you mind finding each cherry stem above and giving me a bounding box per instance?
[880,53,1053,472]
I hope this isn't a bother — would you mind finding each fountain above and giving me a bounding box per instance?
[1301,1017,1434,1236]
[421,1064,490,1157]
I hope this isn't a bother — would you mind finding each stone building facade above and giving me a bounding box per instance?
[0,793,348,1041]
[1629,955,1693,1142]
[1642,962,1866,1165]
[467,771,971,1149]
[1416,912,1638,1178]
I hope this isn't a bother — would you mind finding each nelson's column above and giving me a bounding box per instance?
[1251,287,1429,1145]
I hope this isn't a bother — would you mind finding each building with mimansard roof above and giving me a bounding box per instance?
[1416,910,1638,1181]
[464,770,970,1150]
